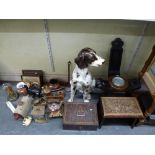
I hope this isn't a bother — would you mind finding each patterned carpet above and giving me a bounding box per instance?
[0,82,155,135]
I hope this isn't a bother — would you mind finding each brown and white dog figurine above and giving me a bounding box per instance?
[68,48,105,102]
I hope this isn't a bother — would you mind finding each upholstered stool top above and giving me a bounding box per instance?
[101,97,144,118]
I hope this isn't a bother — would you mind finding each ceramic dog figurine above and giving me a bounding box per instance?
[68,47,105,102]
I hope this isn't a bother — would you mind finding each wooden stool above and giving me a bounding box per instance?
[98,97,144,128]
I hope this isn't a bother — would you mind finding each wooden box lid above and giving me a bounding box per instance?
[63,102,98,126]
[31,105,45,117]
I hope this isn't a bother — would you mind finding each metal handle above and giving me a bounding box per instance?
[77,111,85,117]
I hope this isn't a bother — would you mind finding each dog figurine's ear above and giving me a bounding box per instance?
[75,53,88,69]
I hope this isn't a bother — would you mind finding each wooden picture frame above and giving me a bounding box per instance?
[21,70,43,86]
[21,75,41,86]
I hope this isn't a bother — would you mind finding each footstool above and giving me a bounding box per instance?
[98,97,144,128]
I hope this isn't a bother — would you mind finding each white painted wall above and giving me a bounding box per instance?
[0,19,155,81]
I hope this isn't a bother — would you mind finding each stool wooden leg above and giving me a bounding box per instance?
[131,118,138,129]
[99,119,104,129]
[97,100,104,129]
[98,112,104,128]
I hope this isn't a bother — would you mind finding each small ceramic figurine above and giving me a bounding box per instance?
[2,83,18,101]
[28,83,41,97]
[41,83,51,96]
[16,82,28,96]
[49,79,60,91]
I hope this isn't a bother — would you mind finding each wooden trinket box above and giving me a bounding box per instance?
[63,102,99,130]
[21,70,43,86]
[31,105,45,119]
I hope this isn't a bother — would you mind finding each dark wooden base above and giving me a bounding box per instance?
[63,124,98,131]
[98,118,138,129]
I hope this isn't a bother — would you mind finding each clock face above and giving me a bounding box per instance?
[112,76,125,87]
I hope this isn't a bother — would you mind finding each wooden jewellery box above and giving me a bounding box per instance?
[63,102,99,130]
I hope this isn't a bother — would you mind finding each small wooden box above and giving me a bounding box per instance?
[21,70,43,86]
[63,102,99,130]
[31,105,45,119]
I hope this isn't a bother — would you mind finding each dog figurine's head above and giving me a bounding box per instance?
[75,47,105,69]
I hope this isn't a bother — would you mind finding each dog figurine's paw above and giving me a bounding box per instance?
[68,98,73,102]
[87,94,91,100]
[84,99,89,103]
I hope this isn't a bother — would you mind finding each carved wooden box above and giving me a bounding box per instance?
[31,105,45,119]
[63,102,99,130]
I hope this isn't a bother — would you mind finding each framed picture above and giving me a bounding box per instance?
[21,70,43,86]
[21,75,41,86]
